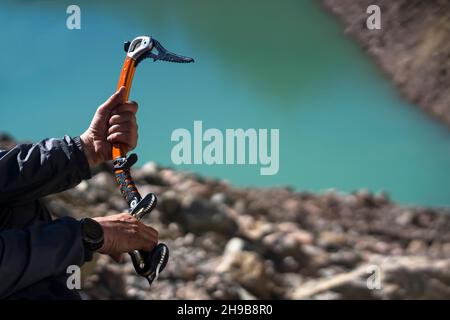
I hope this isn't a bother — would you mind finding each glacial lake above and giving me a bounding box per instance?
[1,0,449,207]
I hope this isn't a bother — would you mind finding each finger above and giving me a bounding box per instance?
[107,131,137,147]
[97,87,126,115]
[138,238,157,252]
[109,112,135,126]
[108,123,136,136]
[146,225,159,240]
[107,132,137,149]
[119,212,135,221]
[111,102,138,116]
[134,221,157,238]
[142,225,159,243]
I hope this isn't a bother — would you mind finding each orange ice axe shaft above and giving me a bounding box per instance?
[112,57,136,159]
[112,36,193,287]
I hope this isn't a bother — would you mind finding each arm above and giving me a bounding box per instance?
[0,87,137,206]
[0,212,159,298]
[0,136,91,206]
[0,87,156,297]
[0,216,86,299]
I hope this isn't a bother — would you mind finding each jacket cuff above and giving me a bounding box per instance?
[71,136,92,181]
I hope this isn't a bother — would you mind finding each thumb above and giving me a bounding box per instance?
[97,86,127,115]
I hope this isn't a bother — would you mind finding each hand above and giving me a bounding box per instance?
[80,87,138,167]
[93,213,158,262]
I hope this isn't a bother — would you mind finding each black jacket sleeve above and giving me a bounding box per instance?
[0,135,93,298]
[0,216,87,299]
[0,136,91,206]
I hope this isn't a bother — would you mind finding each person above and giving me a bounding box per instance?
[0,87,159,299]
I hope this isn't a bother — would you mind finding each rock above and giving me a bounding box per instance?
[278,222,314,245]
[381,257,450,299]
[407,240,427,254]
[292,264,376,300]
[158,190,182,224]
[318,231,349,250]
[293,256,450,300]
[224,237,245,254]
[90,172,115,190]
[204,275,241,299]
[236,214,275,241]
[177,179,212,198]
[84,257,128,299]
[133,162,165,186]
[211,192,230,205]
[328,251,361,269]
[160,169,183,186]
[139,161,159,176]
[374,191,390,205]
[87,172,116,202]
[322,0,450,127]
[261,224,313,262]
[354,189,378,208]
[216,238,245,272]
[172,281,210,299]
[281,256,300,273]
[4,145,441,300]
[0,133,16,150]
[180,195,238,235]
[44,158,450,300]
[76,180,89,193]
[216,238,273,299]
[396,210,414,226]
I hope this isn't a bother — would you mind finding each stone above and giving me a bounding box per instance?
[318,231,348,250]
[180,195,238,235]
[216,240,273,299]
[7,151,443,300]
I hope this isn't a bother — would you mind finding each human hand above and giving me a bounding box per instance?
[80,87,138,167]
[93,213,158,262]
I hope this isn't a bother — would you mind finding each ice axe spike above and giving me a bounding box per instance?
[112,36,194,287]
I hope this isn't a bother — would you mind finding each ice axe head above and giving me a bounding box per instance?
[124,35,194,66]
[115,35,194,104]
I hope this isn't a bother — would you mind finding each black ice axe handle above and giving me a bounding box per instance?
[112,35,194,286]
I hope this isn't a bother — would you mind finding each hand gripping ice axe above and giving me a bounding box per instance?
[112,36,193,286]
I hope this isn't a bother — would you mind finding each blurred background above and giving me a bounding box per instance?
[1,0,449,206]
[1,0,449,300]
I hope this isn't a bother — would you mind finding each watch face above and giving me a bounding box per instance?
[82,218,104,247]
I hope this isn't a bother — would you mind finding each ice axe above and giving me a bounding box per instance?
[112,36,193,286]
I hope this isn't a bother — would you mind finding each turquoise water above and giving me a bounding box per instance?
[0,0,449,206]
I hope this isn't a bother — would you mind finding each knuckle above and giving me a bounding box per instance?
[119,212,131,220]
[148,226,158,237]
[126,214,136,221]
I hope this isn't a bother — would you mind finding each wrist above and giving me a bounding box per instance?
[92,217,112,254]
[80,217,104,261]
[80,132,99,168]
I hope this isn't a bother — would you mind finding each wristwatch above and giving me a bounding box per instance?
[80,218,104,259]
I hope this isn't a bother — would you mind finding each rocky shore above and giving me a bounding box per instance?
[1,133,450,299]
[321,0,450,128]
[47,163,450,300]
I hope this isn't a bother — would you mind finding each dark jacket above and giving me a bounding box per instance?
[0,135,92,299]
